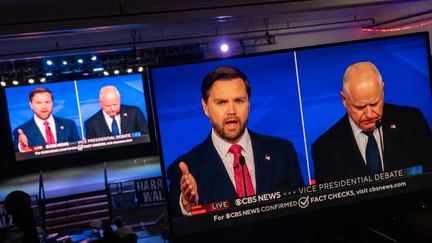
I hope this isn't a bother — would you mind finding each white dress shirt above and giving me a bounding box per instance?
[19,115,57,152]
[348,117,384,171]
[211,128,256,191]
[33,114,57,143]
[179,128,256,215]
[102,111,121,134]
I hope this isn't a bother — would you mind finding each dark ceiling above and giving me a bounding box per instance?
[0,0,430,60]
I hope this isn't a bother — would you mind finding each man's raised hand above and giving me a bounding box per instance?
[179,161,199,212]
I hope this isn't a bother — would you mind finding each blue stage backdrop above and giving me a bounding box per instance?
[151,33,432,185]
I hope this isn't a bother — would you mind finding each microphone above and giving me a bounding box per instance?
[375,120,381,129]
[375,120,384,169]
[239,155,248,197]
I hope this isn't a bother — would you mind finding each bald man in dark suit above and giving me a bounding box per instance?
[84,85,148,139]
[312,62,432,183]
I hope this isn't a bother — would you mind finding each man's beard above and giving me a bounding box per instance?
[36,111,52,120]
[210,117,248,143]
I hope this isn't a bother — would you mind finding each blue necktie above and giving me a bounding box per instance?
[111,118,119,136]
[363,130,382,174]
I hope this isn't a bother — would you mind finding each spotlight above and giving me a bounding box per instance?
[127,68,133,73]
[0,81,6,87]
[40,77,46,83]
[220,43,229,53]
[62,60,68,65]
[77,59,84,64]
[93,67,104,72]
[103,71,109,76]
[46,60,53,66]
[114,70,120,75]
[28,78,35,84]
[46,72,53,77]
[138,66,144,72]
[91,55,97,61]
[12,80,19,85]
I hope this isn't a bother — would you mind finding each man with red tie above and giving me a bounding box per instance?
[167,66,304,216]
[13,87,80,152]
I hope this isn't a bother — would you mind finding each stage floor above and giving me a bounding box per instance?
[0,156,162,201]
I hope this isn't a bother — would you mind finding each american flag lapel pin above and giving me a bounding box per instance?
[390,124,396,129]
[265,154,271,161]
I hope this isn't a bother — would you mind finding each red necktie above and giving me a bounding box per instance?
[229,144,255,198]
[44,121,55,144]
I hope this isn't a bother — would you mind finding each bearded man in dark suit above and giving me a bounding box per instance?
[167,66,304,216]
[13,87,80,152]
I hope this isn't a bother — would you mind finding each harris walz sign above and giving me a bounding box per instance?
[135,176,166,207]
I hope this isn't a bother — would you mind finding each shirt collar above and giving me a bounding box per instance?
[33,114,55,127]
[348,116,380,138]
[211,128,251,159]
[348,116,364,138]
[102,109,120,120]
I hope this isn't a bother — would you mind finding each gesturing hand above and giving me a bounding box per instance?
[17,129,32,152]
[179,161,199,213]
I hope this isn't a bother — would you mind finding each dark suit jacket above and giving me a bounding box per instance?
[84,105,149,139]
[13,116,80,151]
[167,130,304,216]
[312,104,432,183]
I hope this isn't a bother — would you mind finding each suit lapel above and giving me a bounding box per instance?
[97,111,112,135]
[381,107,399,170]
[198,136,237,201]
[337,116,369,176]
[119,106,129,134]
[250,132,271,195]
[29,120,46,145]
[54,117,64,142]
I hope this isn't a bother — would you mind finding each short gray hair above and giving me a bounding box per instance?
[342,61,382,94]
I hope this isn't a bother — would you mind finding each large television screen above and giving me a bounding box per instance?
[1,73,157,170]
[149,32,432,237]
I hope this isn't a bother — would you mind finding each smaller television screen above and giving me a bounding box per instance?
[4,73,153,162]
